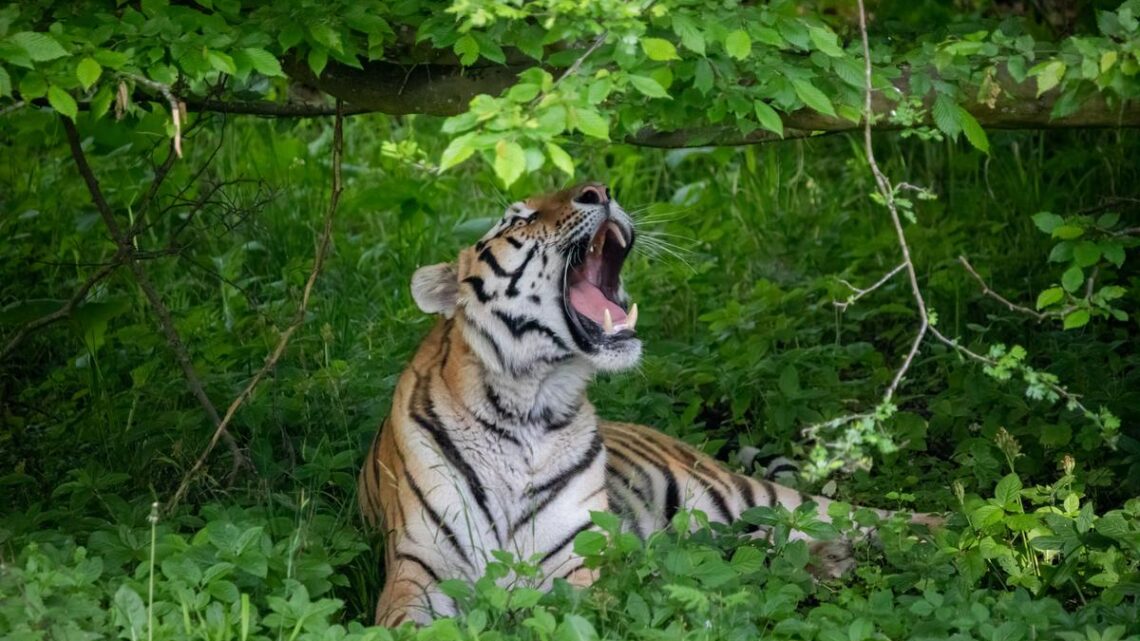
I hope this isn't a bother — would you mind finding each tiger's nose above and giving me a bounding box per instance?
[573,183,609,206]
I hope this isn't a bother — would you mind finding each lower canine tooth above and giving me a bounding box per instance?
[603,308,614,333]
[627,303,638,330]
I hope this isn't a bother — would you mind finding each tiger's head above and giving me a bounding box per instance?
[411,182,640,374]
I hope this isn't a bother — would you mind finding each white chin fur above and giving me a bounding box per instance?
[587,338,643,372]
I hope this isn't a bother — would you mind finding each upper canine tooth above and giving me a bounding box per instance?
[608,221,627,248]
[603,308,614,333]
[627,303,638,330]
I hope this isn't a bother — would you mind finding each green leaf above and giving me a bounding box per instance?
[47,86,78,121]
[672,15,705,55]
[76,58,102,90]
[555,614,599,641]
[242,48,283,77]
[439,133,477,171]
[309,24,343,52]
[1052,224,1084,240]
[808,26,844,57]
[1036,287,1064,310]
[573,108,610,140]
[0,67,10,97]
[572,530,607,556]
[1063,309,1090,330]
[932,95,962,139]
[455,34,479,66]
[1101,242,1125,267]
[641,38,680,61]
[1031,211,1063,233]
[1061,265,1084,292]
[10,32,69,61]
[753,100,784,137]
[307,47,328,77]
[958,107,989,154]
[494,140,527,187]
[725,30,752,60]
[694,59,714,94]
[1033,60,1066,96]
[629,74,670,99]
[545,142,574,176]
[994,474,1023,510]
[792,79,835,117]
[1072,241,1101,267]
[207,51,237,75]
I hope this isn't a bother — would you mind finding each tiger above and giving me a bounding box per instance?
[358,182,939,626]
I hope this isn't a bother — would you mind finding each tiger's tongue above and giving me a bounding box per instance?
[569,281,626,326]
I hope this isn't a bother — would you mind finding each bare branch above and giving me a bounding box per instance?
[61,117,244,479]
[168,99,347,511]
[0,257,124,362]
[958,255,1054,321]
[834,262,906,311]
[126,74,185,157]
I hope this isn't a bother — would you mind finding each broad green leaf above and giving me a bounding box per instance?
[792,79,836,117]
[958,107,989,154]
[555,614,599,641]
[307,47,328,77]
[1063,309,1090,329]
[309,24,343,52]
[641,38,680,61]
[1031,211,1063,233]
[439,133,477,171]
[10,32,69,61]
[545,142,574,176]
[994,474,1023,510]
[242,48,283,77]
[694,59,714,94]
[572,530,606,556]
[207,51,237,75]
[493,140,527,186]
[0,67,10,97]
[76,57,102,90]
[932,95,962,139]
[1072,241,1101,267]
[1052,224,1084,240]
[1061,265,1084,292]
[455,34,479,66]
[1101,241,1125,267]
[507,82,540,102]
[1036,287,1064,310]
[629,74,670,99]
[47,86,78,121]
[1033,60,1066,96]
[725,30,752,60]
[754,100,784,136]
[672,15,705,55]
[808,26,844,57]
[573,108,610,140]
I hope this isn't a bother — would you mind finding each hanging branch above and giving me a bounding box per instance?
[957,255,1057,322]
[167,99,346,511]
[60,118,246,479]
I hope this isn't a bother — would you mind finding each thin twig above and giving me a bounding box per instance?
[167,99,346,511]
[126,74,185,157]
[958,255,1053,321]
[61,117,244,477]
[854,0,929,404]
[530,32,608,108]
[0,257,124,362]
[834,262,906,311]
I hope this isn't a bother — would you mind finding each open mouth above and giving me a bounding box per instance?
[564,219,637,346]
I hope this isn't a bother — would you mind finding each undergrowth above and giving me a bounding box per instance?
[1,112,1138,638]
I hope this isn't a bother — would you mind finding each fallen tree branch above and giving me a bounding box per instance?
[167,99,346,511]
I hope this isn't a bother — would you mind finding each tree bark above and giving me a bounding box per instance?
[180,59,1140,147]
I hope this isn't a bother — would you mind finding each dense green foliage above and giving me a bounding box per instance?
[3,1,1140,640]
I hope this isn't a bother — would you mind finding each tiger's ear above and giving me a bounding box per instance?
[411,262,459,317]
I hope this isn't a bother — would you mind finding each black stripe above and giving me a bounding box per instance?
[541,521,593,564]
[396,552,443,583]
[506,236,523,249]
[462,317,505,370]
[530,433,603,496]
[505,245,538,297]
[478,247,509,276]
[484,383,517,420]
[732,475,757,508]
[492,310,569,351]
[462,276,495,303]
[410,374,502,546]
[474,415,521,446]
[664,473,680,524]
[403,470,473,567]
